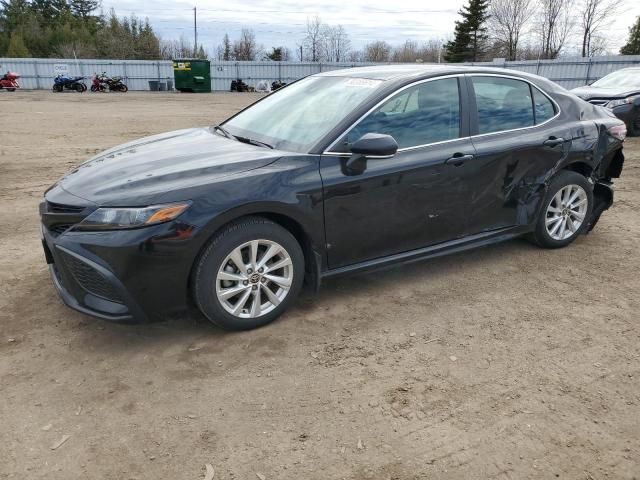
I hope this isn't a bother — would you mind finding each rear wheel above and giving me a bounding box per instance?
[531,170,593,248]
[193,217,304,330]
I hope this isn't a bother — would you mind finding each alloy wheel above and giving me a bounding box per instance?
[215,239,293,319]
[545,184,588,241]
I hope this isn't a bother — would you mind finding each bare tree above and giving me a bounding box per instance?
[160,36,195,59]
[347,49,364,62]
[392,39,419,62]
[537,0,574,59]
[577,0,622,57]
[489,0,535,60]
[321,25,351,62]
[233,29,260,61]
[418,39,446,63]
[304,16,323,61]
[364,40,392,62]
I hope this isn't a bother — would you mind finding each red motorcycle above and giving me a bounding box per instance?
[0,72,20,91]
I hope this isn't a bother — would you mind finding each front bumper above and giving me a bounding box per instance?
[41,220,199,323]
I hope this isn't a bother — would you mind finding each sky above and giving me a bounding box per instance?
[101,0,640,58]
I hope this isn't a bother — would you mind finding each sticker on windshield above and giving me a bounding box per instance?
[344,78,382,88]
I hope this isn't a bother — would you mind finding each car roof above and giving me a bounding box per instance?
[315,64,566,95]
[316,64,534,81]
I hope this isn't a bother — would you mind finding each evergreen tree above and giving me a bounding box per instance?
[222,33,231,60]
[444,0,490,62]
[620,16,640,55]
[69,0,99,19]
[6,30,29,56]
[1,2,161,59]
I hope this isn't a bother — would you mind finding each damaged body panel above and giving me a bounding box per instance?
[319,68,626,270]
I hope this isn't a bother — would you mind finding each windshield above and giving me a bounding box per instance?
[591,69,640,89]
[222,76,383,153]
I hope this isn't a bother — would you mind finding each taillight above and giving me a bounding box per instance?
[608,124,627,141]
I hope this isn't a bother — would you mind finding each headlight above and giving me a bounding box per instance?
[75,202,191,230]
[607,96,638,109]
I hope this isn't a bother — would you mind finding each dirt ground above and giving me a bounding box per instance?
[1,90,639,480]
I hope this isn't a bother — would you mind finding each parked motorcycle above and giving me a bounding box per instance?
[91,72,128,92]
[53,74,86,93]
[0,71,20,91]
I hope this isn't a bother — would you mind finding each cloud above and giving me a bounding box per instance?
[102,0,640,55]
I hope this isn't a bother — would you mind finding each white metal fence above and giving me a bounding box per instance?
[2,56,640,92]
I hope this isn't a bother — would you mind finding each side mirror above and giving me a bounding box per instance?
[344,133,398,175]
[350,133,398,157]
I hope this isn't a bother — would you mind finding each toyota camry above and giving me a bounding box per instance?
[40,65,626,330]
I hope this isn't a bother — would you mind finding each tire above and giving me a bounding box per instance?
[531,170,593,249]
[120,84,128,92]
[52,84,63,92]
[74,83,84,92]
[193,217,304,330]
[90,85,98,92]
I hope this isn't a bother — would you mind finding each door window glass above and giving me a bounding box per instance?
[532,87,556,124]
[337,77,461,151]
[472,76,534,134]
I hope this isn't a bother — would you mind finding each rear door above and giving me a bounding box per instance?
[465,74,570,234]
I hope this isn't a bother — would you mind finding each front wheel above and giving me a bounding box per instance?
[193,217,304,330]
[531,170,593,248]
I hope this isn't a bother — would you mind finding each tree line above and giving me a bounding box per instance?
[2,0,639,61]
[0,0,162,58]
[208,2,640,63]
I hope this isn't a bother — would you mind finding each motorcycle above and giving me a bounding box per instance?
[0,71,20,92]
[53,74,86,93]
[91,72,128,92]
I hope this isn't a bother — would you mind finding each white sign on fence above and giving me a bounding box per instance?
[53,64,69,74]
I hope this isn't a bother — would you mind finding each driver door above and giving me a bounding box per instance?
[320,76,476,269]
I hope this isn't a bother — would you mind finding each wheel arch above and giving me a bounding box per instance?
[189,206,324,298]
[562,160,594,179]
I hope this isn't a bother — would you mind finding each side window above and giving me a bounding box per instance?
[471,76,534,134]
[337,77,461,151]
[532,87,556,124]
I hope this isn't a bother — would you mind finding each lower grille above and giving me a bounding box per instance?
[49,224,73,236]
[61,252,124,304]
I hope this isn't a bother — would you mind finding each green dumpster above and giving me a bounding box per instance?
[173,59,211,93]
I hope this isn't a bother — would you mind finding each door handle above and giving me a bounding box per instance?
[445,153,474,167]
[543,136,565,147]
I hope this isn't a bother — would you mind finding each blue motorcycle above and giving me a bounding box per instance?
[52,74,86,93]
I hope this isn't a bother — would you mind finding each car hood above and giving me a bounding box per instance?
[571,85,640,100]
[55,127,284,206]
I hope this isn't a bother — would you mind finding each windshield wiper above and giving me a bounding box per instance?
[234,136,274,149]
[213,125,274,149]
[213,125,234,139]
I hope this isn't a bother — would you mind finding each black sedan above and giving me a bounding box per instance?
[40,66,626,330]
[571,67,640,136]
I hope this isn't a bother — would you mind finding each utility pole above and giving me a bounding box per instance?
[193,6,198,56]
